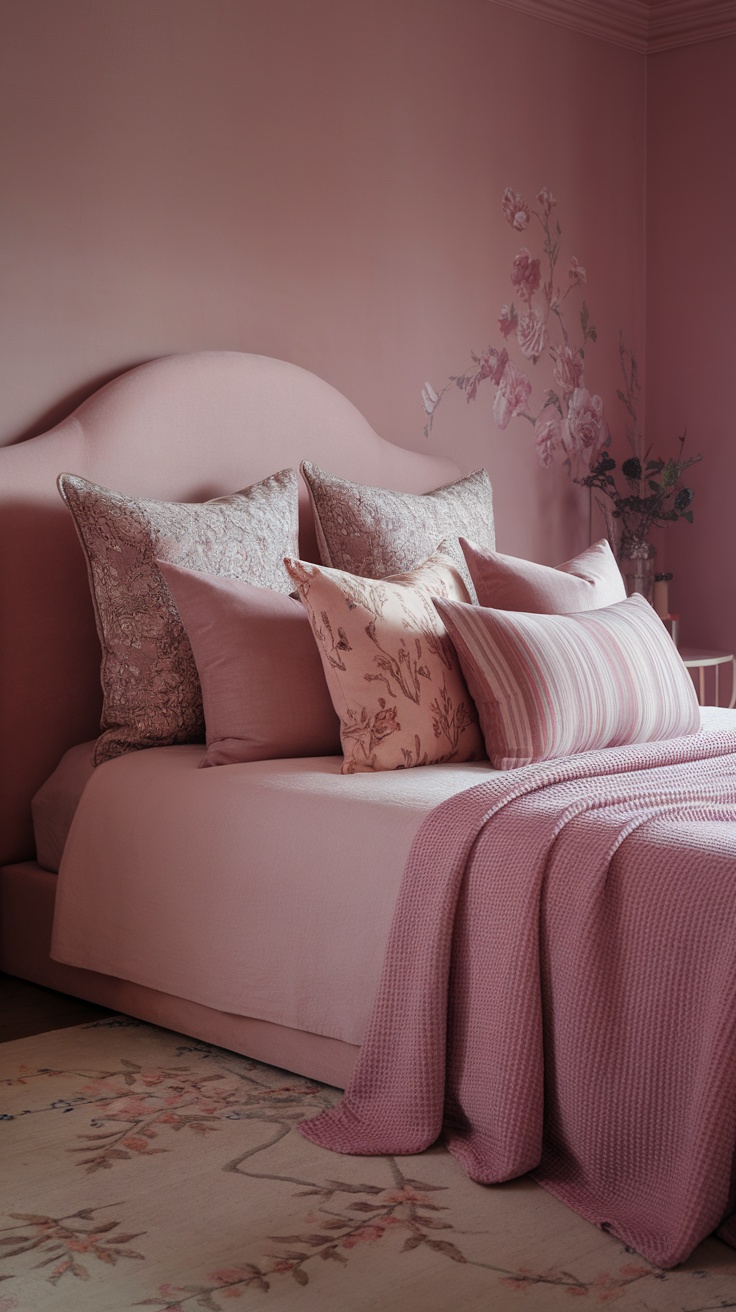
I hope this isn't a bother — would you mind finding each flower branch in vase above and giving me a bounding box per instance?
[579,339,701,603]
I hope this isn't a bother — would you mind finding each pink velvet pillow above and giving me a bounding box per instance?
[58,470,300,763]
[285,551,484,773]
[459,537,625,612]
[157,562,341,767]
[300,462,494,600]
[434,592,700,770]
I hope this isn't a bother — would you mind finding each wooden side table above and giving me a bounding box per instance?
[679,649,736,708]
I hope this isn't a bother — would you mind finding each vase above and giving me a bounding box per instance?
[605,514,656,604]
[618,539,656,604]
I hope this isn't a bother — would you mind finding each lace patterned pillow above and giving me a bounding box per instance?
[300,463,494,601]
[285,550,485,773]
[58,470,299,764]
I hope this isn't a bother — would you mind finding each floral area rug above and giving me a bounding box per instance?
[1,1018,736,1312]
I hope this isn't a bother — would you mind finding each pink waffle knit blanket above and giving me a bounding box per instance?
[300,730,736,1268]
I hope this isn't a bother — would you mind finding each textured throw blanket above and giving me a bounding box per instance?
[301,730,736,1268]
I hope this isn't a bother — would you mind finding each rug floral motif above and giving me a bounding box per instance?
[1,1018,736,1311]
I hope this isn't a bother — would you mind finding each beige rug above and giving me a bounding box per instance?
[1,1018,736,1312]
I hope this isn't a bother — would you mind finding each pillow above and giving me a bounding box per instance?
[460,537,625,612]
[300,462,494,599]
[158,561,341,767]
[284,551,485,773]
[433,592,700,770]
[58,470,300,764]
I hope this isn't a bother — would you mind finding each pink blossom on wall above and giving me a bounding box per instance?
[423,186,603,473]
[498,305,517,339]
[501,187,530,231]
[510,249,541,301]
[517,308,548,361]
[551,343,584,395]
[492,362,532,430]
[566,387,604,452]
[534,408,562,468]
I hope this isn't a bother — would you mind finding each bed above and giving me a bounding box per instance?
[2,350,736,1269]
[0,349,481,1087]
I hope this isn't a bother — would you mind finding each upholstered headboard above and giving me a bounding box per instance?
[0,351,461,864]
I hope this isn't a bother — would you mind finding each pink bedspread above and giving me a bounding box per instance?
[301,729,736,1268]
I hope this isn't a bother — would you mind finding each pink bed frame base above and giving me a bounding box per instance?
[0,351,462,1084]
[0,861,358,1087]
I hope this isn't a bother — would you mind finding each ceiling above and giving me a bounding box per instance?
[489,0,736,52]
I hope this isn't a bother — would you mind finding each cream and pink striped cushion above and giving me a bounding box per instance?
[433,592,700,769]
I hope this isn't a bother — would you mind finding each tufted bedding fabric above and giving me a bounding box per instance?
[301,719,736,1268]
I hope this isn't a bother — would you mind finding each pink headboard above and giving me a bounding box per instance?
[0,351,461,864]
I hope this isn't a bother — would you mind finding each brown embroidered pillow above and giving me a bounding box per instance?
[59,469,299,763]
[285,550,484,773]
[300,462,494,600]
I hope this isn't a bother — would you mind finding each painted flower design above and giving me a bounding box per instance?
[421,381,439,416]
[510,248,541,301]
[493,361,532,431]
[421,185,602,475]
[502,186,530,230]
[535,408,562,468]
[565,386,605,453]
[517,308,548,361]
[462,347,508,401]
[550,342,583,396]
[536,186,556,216]
[498,304,517,338]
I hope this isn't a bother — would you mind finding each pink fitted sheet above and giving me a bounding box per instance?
[32,741,97,873]
[50,746,493,1047]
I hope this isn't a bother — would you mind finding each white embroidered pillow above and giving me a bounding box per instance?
[300,462,494,600]
[59,470,300,763]
[285,551,484,773]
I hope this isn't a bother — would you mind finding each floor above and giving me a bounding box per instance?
[0,972,113,1043]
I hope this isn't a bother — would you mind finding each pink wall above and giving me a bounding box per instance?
[0,0,646,565]
[647,37,736,654]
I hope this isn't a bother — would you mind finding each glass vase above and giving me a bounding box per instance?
[618,539,656,604]
[605,514,656,604]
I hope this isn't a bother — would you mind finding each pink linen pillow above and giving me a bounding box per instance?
[285,551,485,773]
[460,537,625,612]
[58,469,300,764]
[158,561,341,767]
[300,462,494,599]
[433,592,700,770]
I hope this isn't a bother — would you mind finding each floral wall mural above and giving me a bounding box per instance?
[423,183,701,604]
[422,186,603,473]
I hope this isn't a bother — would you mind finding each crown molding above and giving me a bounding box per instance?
[648,1,736,53]
[488,0,736,53]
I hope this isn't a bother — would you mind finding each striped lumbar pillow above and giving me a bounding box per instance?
[433,592,700,769]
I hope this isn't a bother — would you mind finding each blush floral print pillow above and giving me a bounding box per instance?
[285,549,484,773]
